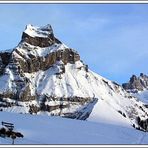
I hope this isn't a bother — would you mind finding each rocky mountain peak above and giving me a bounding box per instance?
[122,73,148,92]
[140,73,144,77]
[130,75,137,83]
[0,24,84,107]
[21,24,60,47]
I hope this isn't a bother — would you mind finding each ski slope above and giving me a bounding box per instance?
[0,111,147,145]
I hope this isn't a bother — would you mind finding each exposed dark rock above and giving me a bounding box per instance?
[102,79,114,91]
[0,51,11,75]
[63,98,97,120]
[118,110,126,118]
[21,31,56,48]
[0,51,11,66]
[21,24,62,48]
[29,105,40,114]
[85,64,88,72]
[122,74,148,92]
[144,104,148,108]
[27,96,94,116]
[136,116,148,131]
[40,104,69,112]
[0,100,21,108]
[13,47,80,73]
[19,84,35,101]
[0,92,16,100]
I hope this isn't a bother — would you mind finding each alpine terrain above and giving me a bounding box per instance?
[0,24,148,136]
[123,73,148,104]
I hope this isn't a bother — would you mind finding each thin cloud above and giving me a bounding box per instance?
[74,17,110,31]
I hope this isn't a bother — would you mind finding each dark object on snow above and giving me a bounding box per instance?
[1,121,14,131]
[0,121,24,144]
[11,132,16,144]
[0,127,6,137]
[136,116,148,131]
[15,132,24,138]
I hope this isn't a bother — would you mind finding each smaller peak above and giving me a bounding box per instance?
[131,74,137,79]
[40,24,53,32]
[24,24,53,38]
[140,73,144,77]
[130,74,137,83]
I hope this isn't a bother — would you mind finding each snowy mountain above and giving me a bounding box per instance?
[123,73,148,104]
[122,73,148,93]
[0,24,148,132]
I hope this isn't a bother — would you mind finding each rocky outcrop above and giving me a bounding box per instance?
[64,98,98,120]
[136,116,148,131]
[21,32,61,48]
[0,57,4,75]
[11,24,80,74]
[13,46,80,73]
[21,24,61,48]
[0,51,11,66]
[19,84,35,101]
[122,73,148,92]
[0,51,11,75]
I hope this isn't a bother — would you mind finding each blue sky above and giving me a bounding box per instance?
[0,3,148,84]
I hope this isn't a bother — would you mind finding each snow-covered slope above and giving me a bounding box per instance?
[0,24,148,132]
[134,90,148,104]
[0,111,147,144]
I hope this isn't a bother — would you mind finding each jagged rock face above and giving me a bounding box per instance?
[21,31,61,48]
[22,24,62,48]
[0,24,94,119]
[122,73,148,92]
[0,57,3,75]
[13,45,80,73]
[21,24,58,47]
[10,24,80,74]
[0,52,11,66]
[0,51,11,75]
[22,32,54,47]
[19,84,36,101]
